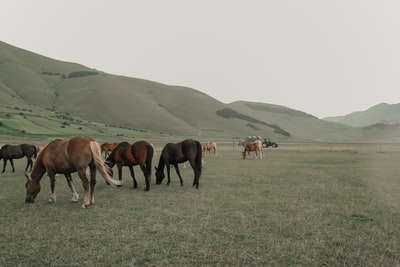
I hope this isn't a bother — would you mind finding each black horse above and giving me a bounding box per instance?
[0,144,37,172]
[155,139,202,188]
[105,141,154,191]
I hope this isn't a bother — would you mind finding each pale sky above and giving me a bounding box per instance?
[2,0,400,118]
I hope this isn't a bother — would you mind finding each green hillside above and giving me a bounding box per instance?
[324,103,400,127]
[1,40,395,142]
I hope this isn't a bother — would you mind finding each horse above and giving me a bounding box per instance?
[0,144,37,173]
[155,139,202,188]
[105,141,154,191]
[101,142,119,159]
[202,141,217,156]
[25,136,122,208]
[242,140,263,159]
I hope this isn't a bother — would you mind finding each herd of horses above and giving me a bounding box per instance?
[1,136,267,208]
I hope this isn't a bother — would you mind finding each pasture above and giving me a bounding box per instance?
[1,142,400,266]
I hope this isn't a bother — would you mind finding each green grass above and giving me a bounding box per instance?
[1,143,400,266]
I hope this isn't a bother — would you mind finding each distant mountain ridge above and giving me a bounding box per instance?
[323,103,400,127]
[1,40,399,142]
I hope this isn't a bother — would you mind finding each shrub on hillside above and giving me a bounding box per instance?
[67,71,99,78]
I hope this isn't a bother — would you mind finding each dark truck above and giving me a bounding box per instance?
[262,138,278,148]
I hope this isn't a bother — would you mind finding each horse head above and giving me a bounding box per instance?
[154,167,165,184]
[104,161,114,177]
[25,172,41,203]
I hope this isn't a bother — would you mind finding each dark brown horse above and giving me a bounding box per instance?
[25,136,121,208]
[155,139,202,188]
[0,144,37,173]
[101,142,119,159]
[105,141,154,191]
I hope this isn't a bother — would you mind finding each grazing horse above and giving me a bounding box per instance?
[202,141,217,156]
[101,142,119,159]
[105,141,154,191]
[242,140,263,159]
[0,144,37,172]
[155,139,202,188]
[25,136,121,208]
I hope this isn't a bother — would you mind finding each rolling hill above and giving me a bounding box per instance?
[323,103,400,127]
[0,40,396,142]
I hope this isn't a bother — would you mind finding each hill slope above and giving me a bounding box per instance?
[0,40,380,142]
[323,103,400,127]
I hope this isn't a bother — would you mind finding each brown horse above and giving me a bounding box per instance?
[25,136,121,208]
[155,139,202,188]
[242,140,263,159]
[101,142,119,159]
[0,144,37,173]
[105,141,154,191]
[202,141,217,156]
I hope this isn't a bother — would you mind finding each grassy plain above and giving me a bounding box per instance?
[1,142,400,266]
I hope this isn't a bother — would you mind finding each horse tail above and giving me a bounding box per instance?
[89,141,122,187]
[33,145,37,159]
[195,141,202,174]
[145,143,154,177]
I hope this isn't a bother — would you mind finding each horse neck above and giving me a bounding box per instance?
[29,151,46,182]
[29,159,46,182]
[156,156,165,172]
[105,151,116,167]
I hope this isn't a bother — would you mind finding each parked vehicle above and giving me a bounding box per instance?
[262,138,278,148]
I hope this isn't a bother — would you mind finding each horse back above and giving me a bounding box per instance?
[41,137,92,172]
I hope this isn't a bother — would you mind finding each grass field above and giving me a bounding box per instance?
[1,142,400,266]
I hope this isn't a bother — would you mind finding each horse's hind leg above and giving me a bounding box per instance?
[188,160,200,188]
[89,164,97,206]
[139,165,150,191]
[10,159,15,172]
[128,166,138,189]
[26,157,33,172]
[77,169,91,208]
[173,164,184,186]
[65,174,79,202]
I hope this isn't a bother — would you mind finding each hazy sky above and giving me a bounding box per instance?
[2,1,400,118]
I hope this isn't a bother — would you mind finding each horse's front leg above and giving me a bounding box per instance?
[65,174,79,202]
[117,164,124,182]
[48,173,57,203]
[166,164,171,185]
[173,164,184,186]
[128,166,138,189]
[1,159,7,173]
